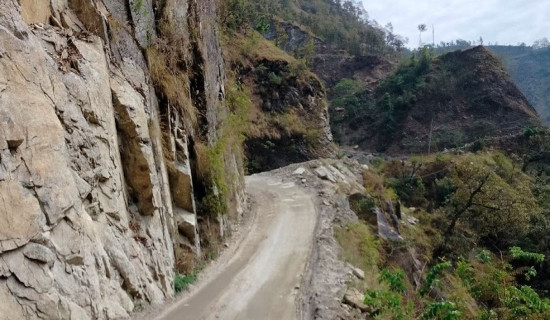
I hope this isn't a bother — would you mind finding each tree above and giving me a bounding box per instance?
[438,155,540,253]
[533,37,550,49]
[418,23,427,47]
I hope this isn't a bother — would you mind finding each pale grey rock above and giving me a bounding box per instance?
[342,288,370,312]
[65,254,84,266]
[351,266,365,280]
[2,115,24,150]
[2,250,53,293]
[66,299,90,320]
[0,0,246,318]
[314,166,337,183]
[0,280,25,320]
[111,72,162,216]
[176,208,198,241]
[0,180,41,253]
[23,243,55,265]
[19,0,51,24]
[293,167,307,175]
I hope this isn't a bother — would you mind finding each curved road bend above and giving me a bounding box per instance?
[157,174,317,320]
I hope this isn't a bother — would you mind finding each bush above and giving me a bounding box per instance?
[470,139,485,152]
[174,272,196,293]
[421,301,461,320]
[380,268,406,293]
[268,72,283,85]
[420,261,452,296]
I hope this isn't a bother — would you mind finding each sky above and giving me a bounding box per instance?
[363,0,549,48]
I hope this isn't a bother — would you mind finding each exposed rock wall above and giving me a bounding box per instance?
[0,0,244,318]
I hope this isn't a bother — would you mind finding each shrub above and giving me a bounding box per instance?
[380,268,407,293]
[420,261,452,296]
[504,285,550,317]
[476,250,492,264]
[509,247,545,263]
[470,139,485,152]
[174,272,196,293]
[421,301,461,320]
[268,72,283,85]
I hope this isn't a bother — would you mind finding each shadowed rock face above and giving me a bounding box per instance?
[0,0,245,318]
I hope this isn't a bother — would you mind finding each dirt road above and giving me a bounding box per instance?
[158,174,317,320]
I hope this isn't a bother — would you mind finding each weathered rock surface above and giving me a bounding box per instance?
[0,0,245,318]
[343,288,371,312]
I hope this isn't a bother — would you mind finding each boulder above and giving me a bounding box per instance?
[351,266,365,280]
[176,209,198,242]
[343,288,371,312]
[314,166,336,183]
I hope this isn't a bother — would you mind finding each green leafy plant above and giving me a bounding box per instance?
[509,247,545,263]
[525,266,537,281]
[420,261,452,296]
[504,285,550,317]
[380,268,406,293]
[174,272,196,293]
[476,250,492,264]
[421,300,461,320]
[267,72,283,85]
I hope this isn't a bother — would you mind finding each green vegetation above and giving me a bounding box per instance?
[219,0,403,56]
[174,272,197,293]
[195,78,250,216]
[329,49,434,149]
[337,148,550,319]
[331,46,539,152]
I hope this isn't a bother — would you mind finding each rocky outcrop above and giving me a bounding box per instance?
[0,0,245,318]
[224,35,334,173]
[263,19,326,55]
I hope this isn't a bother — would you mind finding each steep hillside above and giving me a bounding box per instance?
[219,6,335,173]
[489,46,550,123]
[435,44,550,124]
[331,46,541,153]
[224,35,333,173]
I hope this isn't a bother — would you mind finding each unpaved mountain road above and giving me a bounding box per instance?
[157,174,317,320]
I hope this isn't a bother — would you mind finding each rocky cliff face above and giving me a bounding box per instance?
[0,0,244,318]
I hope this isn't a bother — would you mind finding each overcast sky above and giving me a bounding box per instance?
[363,0,549,48]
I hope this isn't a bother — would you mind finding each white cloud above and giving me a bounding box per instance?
[363,0,550,47]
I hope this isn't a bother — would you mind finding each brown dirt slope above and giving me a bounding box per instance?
[335,46,541,154]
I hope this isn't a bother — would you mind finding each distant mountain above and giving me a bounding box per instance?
[488,46,550,123]
[435,45,550,123]
[330,46,541,154]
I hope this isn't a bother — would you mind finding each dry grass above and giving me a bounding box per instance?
[146,46,198,132]
[335,222,382,291]
[443,272,480,318]
[362,170,397,205]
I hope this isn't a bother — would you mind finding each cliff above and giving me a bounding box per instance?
[0,0,245,318]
